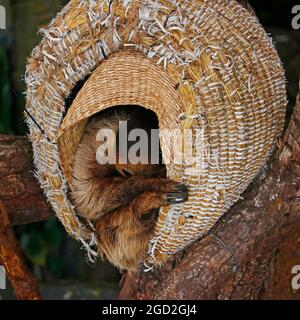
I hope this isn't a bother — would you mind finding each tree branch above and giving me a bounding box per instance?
[0,200,41,300]
[0,135,54,225]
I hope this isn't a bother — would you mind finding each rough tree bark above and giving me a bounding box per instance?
[0,136,47,299]
[0,135,54,225]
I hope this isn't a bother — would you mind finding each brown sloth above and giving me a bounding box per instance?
[71,105,188,270]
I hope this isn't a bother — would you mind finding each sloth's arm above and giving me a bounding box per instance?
[90,176,187,219]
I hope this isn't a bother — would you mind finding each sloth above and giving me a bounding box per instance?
[71,105,188,270]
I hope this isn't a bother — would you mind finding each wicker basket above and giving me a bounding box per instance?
[25,0,287,267]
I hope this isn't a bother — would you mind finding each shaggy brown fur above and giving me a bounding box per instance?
[71,106,188,270]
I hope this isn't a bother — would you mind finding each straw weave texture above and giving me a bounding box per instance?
[25,0,287,267]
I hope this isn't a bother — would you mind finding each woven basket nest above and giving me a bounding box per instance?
[25,0,287,268]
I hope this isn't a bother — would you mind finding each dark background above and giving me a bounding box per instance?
[0,0,299,299]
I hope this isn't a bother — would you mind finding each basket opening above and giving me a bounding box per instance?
[76,104,167,182]
[100,104,164,171]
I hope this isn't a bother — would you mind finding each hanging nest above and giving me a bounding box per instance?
[25,0,287,268]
